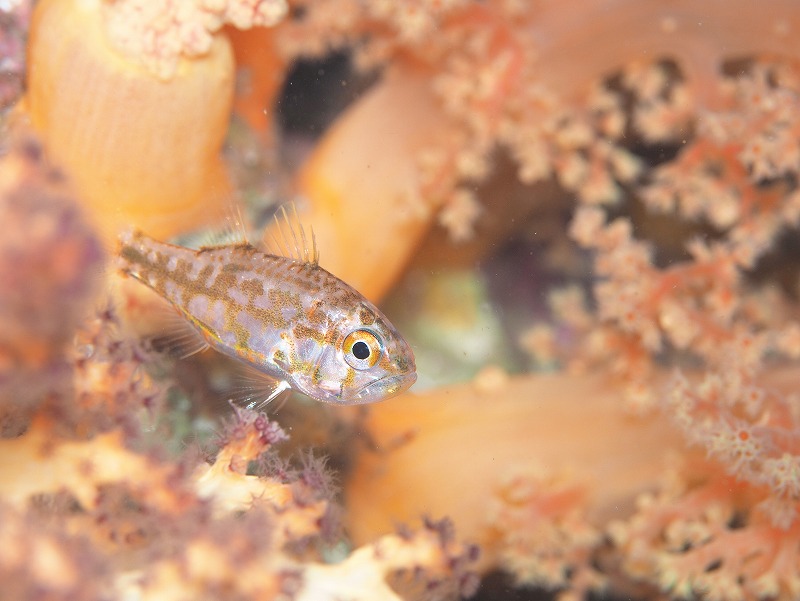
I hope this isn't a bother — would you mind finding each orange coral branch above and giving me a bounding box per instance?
[22,0,285,240]
[347,371,684,573]
[291,65,455,301]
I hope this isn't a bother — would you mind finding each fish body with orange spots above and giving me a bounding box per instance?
[117,228,416,405]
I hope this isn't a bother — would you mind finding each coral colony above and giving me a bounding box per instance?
[2,0,800,600]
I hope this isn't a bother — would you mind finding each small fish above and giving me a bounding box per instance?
[116,211,416,405]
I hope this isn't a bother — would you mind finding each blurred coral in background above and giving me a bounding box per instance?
[3,0,800,599]
[0,0,30,113]
[0,136,104,434]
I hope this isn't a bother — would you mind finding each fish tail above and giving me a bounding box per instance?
[115,229,198,307]
[116,228,182,288]
[116,228,151,280]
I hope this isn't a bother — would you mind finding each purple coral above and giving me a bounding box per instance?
[0,0,31,112]
[0,137,104,432]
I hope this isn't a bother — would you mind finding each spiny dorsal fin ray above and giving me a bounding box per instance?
[175,197,253,250]
[262,203,319,266]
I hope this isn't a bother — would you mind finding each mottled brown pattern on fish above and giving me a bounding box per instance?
[306,299,325,325]
[342,367,356,391]
[117,228,416,405]
[272,349,287,365]
[359,307,376,325]
[293,323,326,345]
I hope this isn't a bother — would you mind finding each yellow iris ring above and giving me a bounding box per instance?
[343,329,382,369]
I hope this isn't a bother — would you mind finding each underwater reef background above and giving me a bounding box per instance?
[3,0,800,599]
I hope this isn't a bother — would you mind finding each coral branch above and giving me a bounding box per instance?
[347,370,685,596]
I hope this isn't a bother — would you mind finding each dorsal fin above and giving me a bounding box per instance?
[175,197,252,250]
[262,203,319,265]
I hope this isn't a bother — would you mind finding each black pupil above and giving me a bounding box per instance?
[352,340,371,360]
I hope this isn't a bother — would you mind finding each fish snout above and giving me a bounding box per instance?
[353,371,417,403]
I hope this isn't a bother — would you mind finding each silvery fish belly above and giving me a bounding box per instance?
[117,229,416,405]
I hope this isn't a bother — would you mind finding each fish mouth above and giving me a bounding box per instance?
[353,372,417,403]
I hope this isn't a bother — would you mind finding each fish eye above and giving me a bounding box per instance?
[352,340,370,360]
[343,329,382,370]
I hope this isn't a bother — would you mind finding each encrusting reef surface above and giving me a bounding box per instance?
[2,1,800,600]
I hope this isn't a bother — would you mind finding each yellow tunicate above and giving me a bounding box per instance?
[24,0,235,241]
[290,66,453,302]
[346,371,684,570]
